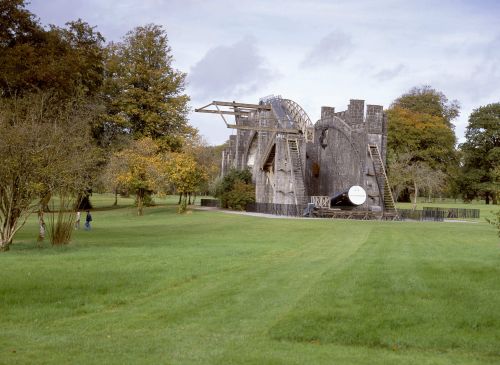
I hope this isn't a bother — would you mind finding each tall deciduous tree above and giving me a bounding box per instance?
[459,103,500,204]
[388,153,446,209]
[387,86,459,201]
[102,24,194,150]
[0,0,43,95]
[0,92,98,251]
[0,1,106,218]
[392,85,460,127]
[51,20,105,97]
[0,0,40,45]
[0,0,105,98]
[387,106,456,169]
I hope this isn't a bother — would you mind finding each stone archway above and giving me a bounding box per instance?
[245,132,258,169]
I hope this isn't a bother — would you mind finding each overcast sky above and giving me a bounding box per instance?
[28,0,500,145]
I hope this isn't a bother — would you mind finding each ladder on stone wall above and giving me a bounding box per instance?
[287,138,307,206]
[368,144,398,216]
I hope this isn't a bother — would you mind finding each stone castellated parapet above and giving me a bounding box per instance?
[366,104,384,134]
[347,99,365,125]
[321,106,335,119]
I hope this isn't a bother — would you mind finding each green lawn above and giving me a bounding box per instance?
[1,196,499,364]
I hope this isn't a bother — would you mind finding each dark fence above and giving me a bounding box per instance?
[398,209,445,222]
[246,202,308,217]
[245,203,461,222]
[200,198,220,207]
[423,207,480,219]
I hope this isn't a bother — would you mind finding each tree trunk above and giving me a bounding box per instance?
[40,192,51,212]
[113,188,118,206]
[0,238,10,251]
[393,188,399,203]
[1,227,14,251]
[188,192,191,205]
[178,193,182,204]
[486,193,490,205]
[4,207,21,249]
[137,190,144,216]
[37,210,45,243]
[412,181,418,210]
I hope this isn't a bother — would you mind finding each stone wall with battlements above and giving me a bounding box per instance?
[306,99,387,210]
[220,97,388,211]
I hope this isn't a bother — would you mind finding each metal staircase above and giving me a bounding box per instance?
[287,138,307,205]
[368,144,398,216]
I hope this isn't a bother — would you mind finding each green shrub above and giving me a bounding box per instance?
[224,180,255,210]
[47,195,76,246]
[214,168,255,209]
[486,209,500,240]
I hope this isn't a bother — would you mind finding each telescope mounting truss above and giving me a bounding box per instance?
[195,98,314,140]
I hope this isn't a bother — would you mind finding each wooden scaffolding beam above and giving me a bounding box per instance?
[195,100,299,134]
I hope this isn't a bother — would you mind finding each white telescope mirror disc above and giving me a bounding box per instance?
[348,185,367,205]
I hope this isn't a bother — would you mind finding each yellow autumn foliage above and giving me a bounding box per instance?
[166,152,208,195]
[108,137,168,215]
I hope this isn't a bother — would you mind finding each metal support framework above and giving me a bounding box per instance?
[281,99,315,142]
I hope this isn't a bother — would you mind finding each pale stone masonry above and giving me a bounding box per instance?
[218,96,388,211]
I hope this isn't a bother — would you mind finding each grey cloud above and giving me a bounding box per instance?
[188,36,276,100]
[438,34,500,103]
[300,31,353,68]
[478,35,500,83]
[374,64,406,81]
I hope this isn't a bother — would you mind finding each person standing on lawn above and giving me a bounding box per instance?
[85,210,92,230]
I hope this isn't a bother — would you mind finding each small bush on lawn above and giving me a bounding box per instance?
[215,168,255,210]
[225,180,255,210]
[486,209,500,240]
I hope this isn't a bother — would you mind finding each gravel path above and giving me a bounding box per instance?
[193,206,314,219]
